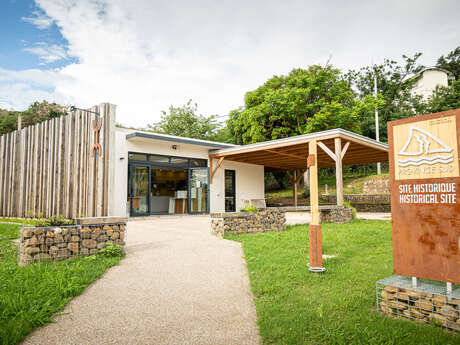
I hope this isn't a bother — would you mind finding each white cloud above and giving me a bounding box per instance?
[4,0,460,126]
[22,10,54,30]
[23,42,68,64]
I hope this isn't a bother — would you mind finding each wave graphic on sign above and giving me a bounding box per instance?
[398,126,453,166]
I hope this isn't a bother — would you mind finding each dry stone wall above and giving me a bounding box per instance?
[319,207,353,223]
[211,209,286,237]
[378,284,460,332]
[19,218,126,266]
[321,194,391,212]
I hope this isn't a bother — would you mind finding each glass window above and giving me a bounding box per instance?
[190,159,207,167]
[170,157,189,165]
[149,155,169,163]
[129,153,147,161]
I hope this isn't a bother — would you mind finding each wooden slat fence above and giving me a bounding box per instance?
[0,103,115,218]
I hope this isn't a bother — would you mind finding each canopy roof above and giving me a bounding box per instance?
[209,128,388,171]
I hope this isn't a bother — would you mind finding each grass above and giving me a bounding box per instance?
[0,218,43,226]
[225,220,459,345]
[0,224,123,345]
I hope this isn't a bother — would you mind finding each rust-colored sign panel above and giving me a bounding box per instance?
[388,109,460,284]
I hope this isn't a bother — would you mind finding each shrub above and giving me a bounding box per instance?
[36,215,74,227]
[343,201,357,220]
[304,185,310,198]
[99,242,124,257]
[240,205,258,212]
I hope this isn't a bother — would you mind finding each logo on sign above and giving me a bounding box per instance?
[393,115,459,180]
[398,126,453,167]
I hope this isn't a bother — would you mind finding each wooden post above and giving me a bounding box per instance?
[334,137,343,206]
[293,170,297,208]
[308,140,325,272]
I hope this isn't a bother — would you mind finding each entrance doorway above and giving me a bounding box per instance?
[128,153,209,216]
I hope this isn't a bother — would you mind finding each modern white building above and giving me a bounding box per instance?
[410,67,454,100]
[113,127,265,217]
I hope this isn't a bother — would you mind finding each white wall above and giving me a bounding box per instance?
[209,160,265,213]
[112,128,265,216]
[411,70,449,100]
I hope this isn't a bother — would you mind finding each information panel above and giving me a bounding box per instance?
[388,109,460,284]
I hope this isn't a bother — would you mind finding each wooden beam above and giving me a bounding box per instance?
[264,149,306,160]
[309,140,319,225]
[341,141,350,159]
[335,137,343,206]
[210,157,224,184]
[317,141,336,162]
[293,170,297,207]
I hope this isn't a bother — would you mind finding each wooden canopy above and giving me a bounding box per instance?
[209,128,388,171]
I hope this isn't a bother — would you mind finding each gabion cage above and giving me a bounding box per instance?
[18,222,126,266]
[376,275,460,332]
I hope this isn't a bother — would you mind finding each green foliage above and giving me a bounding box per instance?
[343,201,357,220]
[224,221,459,345]
[240,205,258,212]
[147,99,226,142]
[347,53,425,141]
[0,224,122,344]
[99,241,124,257]
[36,215,74,227]
[423,79,460,113]
[436,46,460,80]
[303,184,310,198]
[227,66,381,145]
[0,101,67,136]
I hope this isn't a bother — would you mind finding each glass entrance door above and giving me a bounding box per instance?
[189,168,209,213]
[225,170,236,212]
[130,165,149,216]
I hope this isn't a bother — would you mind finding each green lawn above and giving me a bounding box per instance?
[0,223,123,345]
[225,220,459,345]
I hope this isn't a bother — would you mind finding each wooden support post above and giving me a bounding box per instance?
[209,157,224,184]
[308,140,325,272]
[335,137,343,206]
[293,170,297,208]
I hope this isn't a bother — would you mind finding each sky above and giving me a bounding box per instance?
[0,0,459,127]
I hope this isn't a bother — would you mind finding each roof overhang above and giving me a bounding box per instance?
[209,128,388,170]
[126,132,237,149]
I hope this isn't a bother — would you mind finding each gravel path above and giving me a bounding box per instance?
[23,216,260,345]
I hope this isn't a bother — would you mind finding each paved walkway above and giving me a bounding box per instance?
[23,216,260,345]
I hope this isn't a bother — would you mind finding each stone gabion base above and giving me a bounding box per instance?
[211,209,286,237]
[19,220,126,266]
[377,276,460,332]
[319,207,353,223]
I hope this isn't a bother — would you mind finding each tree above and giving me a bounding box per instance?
[423,79,460,113]
[0,101,67,136]
[346,53,425,141]
[227,65,380,145]
[436,46,460,80]
[147,99,225,142]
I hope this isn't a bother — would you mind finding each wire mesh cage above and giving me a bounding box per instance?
[18,222,127,266]
[376,276,460,332]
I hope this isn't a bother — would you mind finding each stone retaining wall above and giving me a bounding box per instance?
[211,209,286,237]
[319,207,353,223]
[321,194,391,212]
[18,217,127,266]
[377,280,460,332]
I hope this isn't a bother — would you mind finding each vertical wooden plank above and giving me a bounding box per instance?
[35,123,42,217]
[68,112,76,218]
[0,134,5,215]
[103,103,110,216]
[334,138,343,207]
[60,115,68,216]
[5,133,11,216]
[76,111,83,217]
[96,105,104,216]
[19,127,27,217]
[293,170,297,208]
[87,112,95,217]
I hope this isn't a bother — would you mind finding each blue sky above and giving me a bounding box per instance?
[0,0,75,70]
[0,0,459,126]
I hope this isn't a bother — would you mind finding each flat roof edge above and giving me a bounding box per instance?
[126,132,237,149]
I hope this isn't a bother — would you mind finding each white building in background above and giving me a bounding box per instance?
[409,67,454,100]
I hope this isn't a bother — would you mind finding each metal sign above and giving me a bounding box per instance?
[388,109,460,284]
